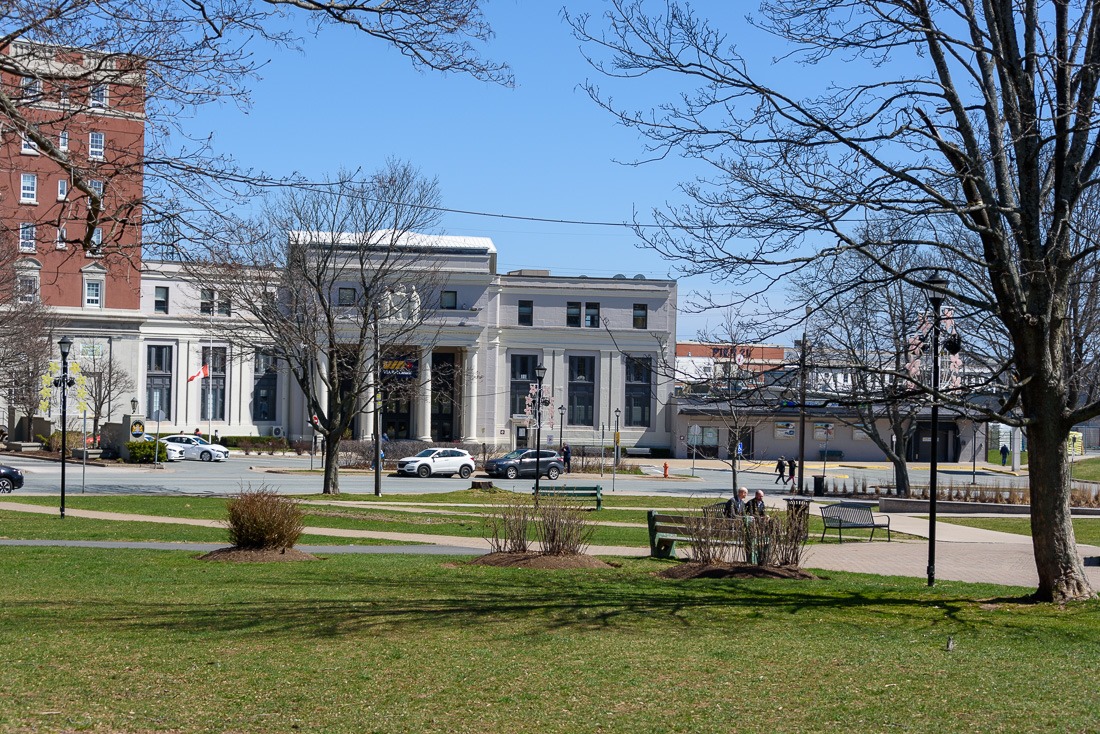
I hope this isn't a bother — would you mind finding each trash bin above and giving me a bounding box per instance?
[783,497,812,541]
[812,474,827,496]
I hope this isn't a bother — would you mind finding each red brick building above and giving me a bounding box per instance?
[2,41,144,310]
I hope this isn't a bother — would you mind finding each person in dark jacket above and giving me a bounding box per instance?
[1000,444,1009,466]
[725,486,750,517]
[787,458,796,485]
[562,443,572,473]
[747,490,767,516]
[775,456,786,484]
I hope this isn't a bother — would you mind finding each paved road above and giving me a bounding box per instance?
[0,452,1033,498]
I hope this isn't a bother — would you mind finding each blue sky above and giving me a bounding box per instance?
[187,2,779,340]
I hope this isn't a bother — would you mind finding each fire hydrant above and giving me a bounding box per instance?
[663,461,670,479]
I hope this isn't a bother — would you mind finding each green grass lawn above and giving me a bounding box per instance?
[1071,456,1100,482]
[987,448,1028,465]
[939,516,1100,546]
[0,548,1096,733]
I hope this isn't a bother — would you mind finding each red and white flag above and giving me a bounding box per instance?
[187,364,209,382]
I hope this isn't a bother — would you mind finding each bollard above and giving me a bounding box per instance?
[663,461,669,478]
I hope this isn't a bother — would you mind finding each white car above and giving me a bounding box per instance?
[161,434,230,462]
[396,448,475,478]
[140,434,184,462]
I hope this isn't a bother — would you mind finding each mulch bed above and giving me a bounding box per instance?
[198,547,318,563]
[469,552,612,569]
[657,561,816,581]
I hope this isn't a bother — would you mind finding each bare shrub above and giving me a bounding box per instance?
[535,498,594,555]
[485,495,532,553]
[684,510,737,565]
[226,486,304,550]
[773,509,809,567]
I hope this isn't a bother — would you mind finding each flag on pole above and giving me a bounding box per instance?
[187,364,209,382]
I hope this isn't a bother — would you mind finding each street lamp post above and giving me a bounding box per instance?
[57,336,74,519]
[797,308,811,495]
[558,403,566,445]
[613,407,621,494]
[372,306,382,497]
[533,364,547,500]
[921,274,948,587]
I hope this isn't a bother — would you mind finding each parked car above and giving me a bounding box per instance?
[396,448,476,478]
[485,449,564,480]
[160,434,230,462]
[139,434,185,462]
[0,464,24,492]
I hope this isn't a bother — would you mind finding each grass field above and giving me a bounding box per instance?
[0,493,903,545]
[0,548,1096,733]
[939,516,1100,546]
[1071,456,1100,482]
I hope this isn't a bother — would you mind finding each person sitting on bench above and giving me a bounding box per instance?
[725,487,749,517]
[747,490,767,516]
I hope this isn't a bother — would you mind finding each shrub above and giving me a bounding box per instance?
[485,495,533,553]
[46,430,85,455]
[534,498,594,555]
[226,487,304,550]
[125,440,167,464]
[684,509,738,565]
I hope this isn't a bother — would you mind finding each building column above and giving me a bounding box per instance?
[462,348,477,441]
[417,346,433,441]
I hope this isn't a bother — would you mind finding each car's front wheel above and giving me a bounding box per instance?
[417,464,431,478]
[459,465,472,479]
[200,451,212,462]
[505,466,518,480]
[0,477,12,493]
[546,466,560,480]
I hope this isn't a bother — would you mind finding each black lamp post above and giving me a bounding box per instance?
[558,403,565,442]
[921,274,948,587]
[613,407,621,493]
[57,336,74,519]
[797,307,811,495]
[533,364,547,499]
[372,305,382,497]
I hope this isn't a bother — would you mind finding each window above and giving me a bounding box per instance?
[21,77,41,101]
[337,287,356,306]
[89,132,105,160]
[633,303,648,329]
[89,180,104,197]
[625,356,652,427]
[56,227,67,249]
[510,354,539,416]
[90,228,103,250]
[20,173,37,203]
[84,278,103,308]
[253,349,278,422]
[21,135,37,154]
[585,302,601,328]
[146,345,173,420]
[90,84,108,107]
[59,131,68,151]
[200,288,231,316]
[16,275,38,304]
[19,223,36,252]
[568,356,596,426]
[440,290,458,310]
[154,286,169,314]
[566,301,581,327]
[57,179,68,200]
[59,87,70,107]
[518,300,533,326]
[200,346,228,421]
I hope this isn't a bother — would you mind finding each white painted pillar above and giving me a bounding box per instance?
[462,348,477,441]
[417,346,433,441]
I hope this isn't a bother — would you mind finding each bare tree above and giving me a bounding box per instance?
[77,339,136,442]
[0,301,57,441]
[0,0,510,254]
[571,1,1100,600]
[190,160,445,494]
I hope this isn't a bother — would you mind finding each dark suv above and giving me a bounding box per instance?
[485,449,564,480]
[0,464,25,492]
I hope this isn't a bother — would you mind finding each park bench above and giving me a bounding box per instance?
[532,485,603,510]
[819,502,891,543]
[647,510,761,559]
[818,449,845,461]
[624,447,652,457]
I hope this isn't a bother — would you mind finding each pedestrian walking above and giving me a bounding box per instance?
[1000,444,1009,466]
[775,456,786,484]
[788,458,796,485]
[562,443,572,473]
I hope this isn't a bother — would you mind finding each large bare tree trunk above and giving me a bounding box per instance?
[322,439,341,495]
[1024,401,1093,601]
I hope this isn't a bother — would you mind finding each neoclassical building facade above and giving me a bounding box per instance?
[30,236,678,452]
